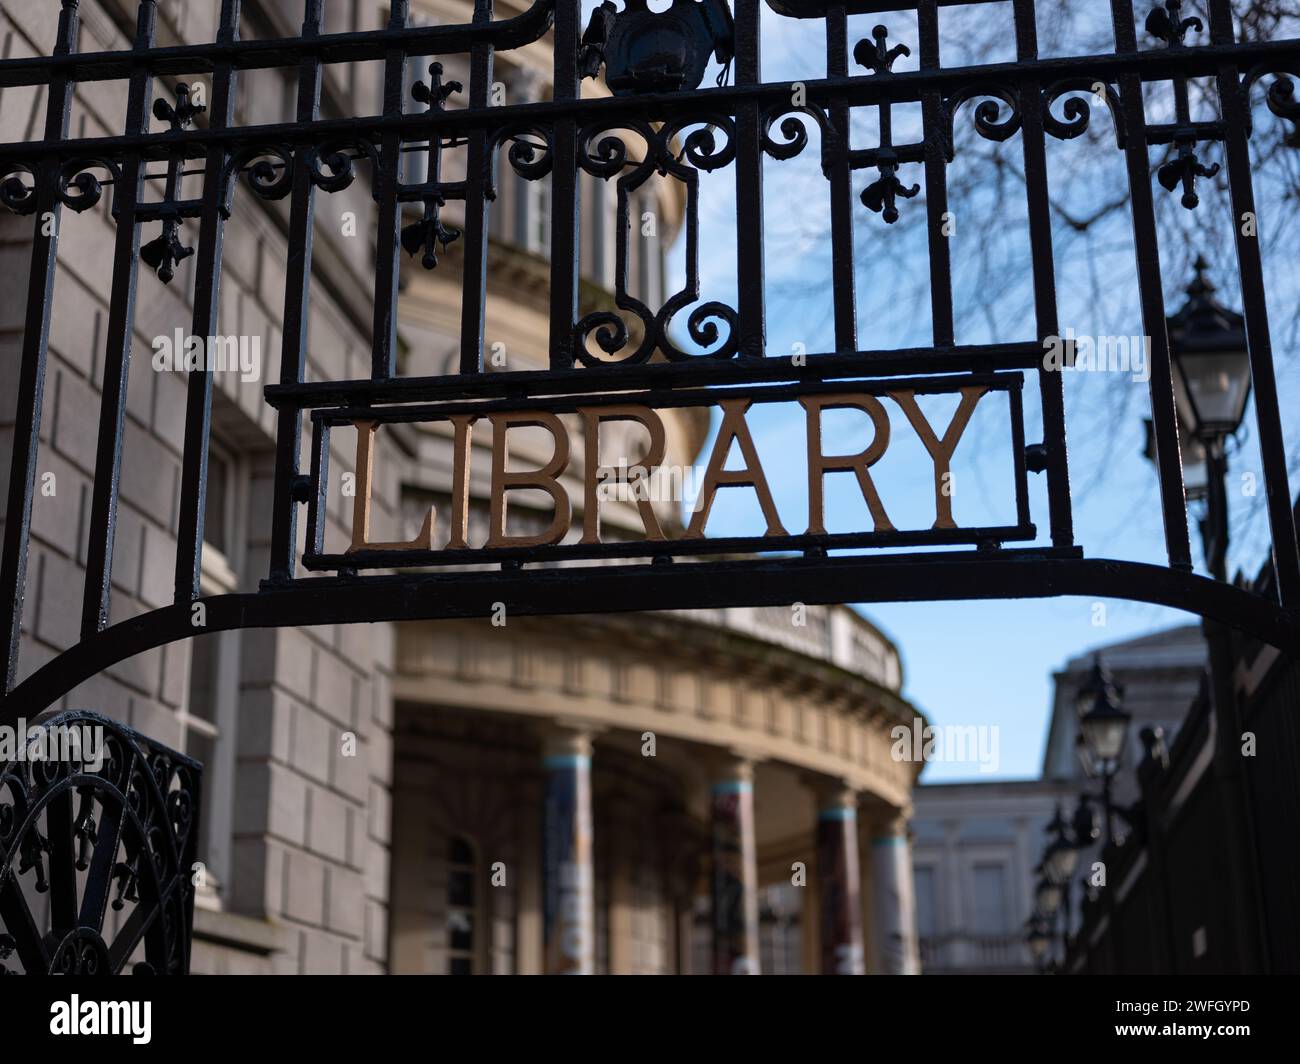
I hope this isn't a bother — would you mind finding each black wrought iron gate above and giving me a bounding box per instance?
[1,0,1299,973]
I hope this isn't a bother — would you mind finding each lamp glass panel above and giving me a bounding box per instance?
[1082,715,1126,762]
[1180,350,1252,431]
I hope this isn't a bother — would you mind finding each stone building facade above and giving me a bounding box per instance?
[0,0,926,973]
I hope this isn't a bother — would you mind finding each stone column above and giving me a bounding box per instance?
[541,728,594,974]
[710,758,760,975]
[816,785,866,974]
[870,810,921,974]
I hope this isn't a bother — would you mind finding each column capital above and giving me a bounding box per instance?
[707,748,761,785]
[539,720,600,761]
[803,775,858,814]
[867,805,913,840]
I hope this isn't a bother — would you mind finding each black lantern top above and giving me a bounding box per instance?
[1074,656,1123,720]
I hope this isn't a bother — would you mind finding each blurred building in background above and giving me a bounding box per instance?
[911,625,1206,973]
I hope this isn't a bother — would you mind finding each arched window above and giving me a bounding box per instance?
[446,835,477,974]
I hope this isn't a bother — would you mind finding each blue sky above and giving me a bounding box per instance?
[648,5,1300,781]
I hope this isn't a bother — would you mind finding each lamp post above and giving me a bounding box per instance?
[1025,914,1052,974]
[1042,803,1078,956]
[1147,255,1253,580]
[1076,657,1132,848]
[1146,256,1264,971]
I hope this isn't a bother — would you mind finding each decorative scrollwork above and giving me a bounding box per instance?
[1266,75,1300,147]
[760,106,829,162]
[944,83,1023,153]
[664,115,737,172]
[496,125,555,182]
[223,144,294,205]
[579,127,633,179]
[307,140,367,193]
[0,711,201,975]
[1042,80,1126,148]
[574,116,737,364]
[673,299,738,359]
[1241,66,1300,146]
[56,157,120,213]
[0,163,39,215]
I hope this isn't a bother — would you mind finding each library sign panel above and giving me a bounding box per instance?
[311,374,1033,573]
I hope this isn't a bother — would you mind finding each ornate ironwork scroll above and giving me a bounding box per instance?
[0,712,201,975]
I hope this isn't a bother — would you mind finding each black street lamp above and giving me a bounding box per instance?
[1041,803,1079,958]
[1161,255,1253,580]
[1076,657,1132,848]
[1043,803,1079,885]
[1025,914,1052,973]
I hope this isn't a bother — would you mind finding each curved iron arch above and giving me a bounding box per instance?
[1,552,1295,725]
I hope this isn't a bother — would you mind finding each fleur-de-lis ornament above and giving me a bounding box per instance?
[1145,3,1219,209]
[73,788,98,872]
[1145,1,1202,48]
[860,153,920,224]
[1157,137,1221,209]
[400,63,463,270]
[853,24,910,75]
[152,81,205,131]
[141,82,205,282]
[140,224,194,283]
[17,830,49,893]
[854,26,919,224]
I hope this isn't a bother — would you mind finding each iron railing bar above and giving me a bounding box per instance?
[264,341,1049,408]
[173,0,241,604]
[0,0,81,693]
[44,784,79,934]
[548,0,580,369]
[304,420,330,556]
[825,5,857,353]
[310,369,1022,423]
[733,0,764,360]
[5,22,1294,92]
[918,0,954,348]
[309,524,1039,572]
[1013,0,1073,549]
[5,41,1299,165]
[370,0,409,380]
[1109,0,1192,571]
[458,0,494,375]
[1010,382,1031,529]
[267,0,325,585]
[0,2,557,88]
[80,0,160,640]
[1207,0,1300,607]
